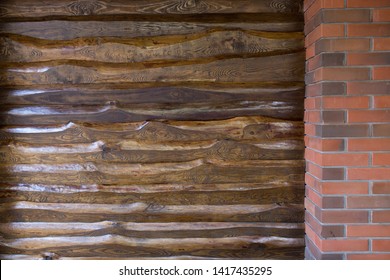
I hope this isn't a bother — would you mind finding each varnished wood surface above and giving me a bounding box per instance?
[0,0,305,259]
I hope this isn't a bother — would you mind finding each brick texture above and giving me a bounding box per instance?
[304,0,390,260]
[374,38,390,51]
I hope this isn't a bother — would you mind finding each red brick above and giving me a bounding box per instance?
[306,82,346,97]
[305,97,322,110]
[307,53,345,71]
[306,83,322,97]
[305,123,316,136]
[321,153,369,166]
[305,197,316,217]
[322,110,346,123]
[322,96,370,109]
[373,124,390,137]
[348,110,390,123]
[316,38,371,54]
[323,196,345,209]
[306,211,345,237]
[306,43,316,60]
[305,0,321,21]
[322,182,369,195]
[306,162,345,180]
[323,9,371,23]
[373,153,390,166]
[347,52,390,66]
[305,148,317,164]
[305,136,345,151]
[373,182,390,194]
[321,239,369,252]
[374,38,390,51]
[304,110,321,123]
[374,96,390,108]
[347,254,390,260]
[306,24,345,47]
[320,210,368,223]
[372,240,390,252]
[323,0,346,8]
[347,81,390,95]
[348,24,390,37]
[306,148,369,166]
[347,225,390,237]
[349,138,390,151]
[304,0,317,12]
[347,196,390,208]
[305,211,322,236]
[316,124,369,137]
[306,187,322,207]
[306,237,345,260]
[305,0,345,21]
[305,222,322,248]
[314,67,370,82]
[373,210,390,222]
[374,67,390,80]
[347,0,390,8]
[374,8,390,22]
[348,168,390,180]
[305,172,321,192]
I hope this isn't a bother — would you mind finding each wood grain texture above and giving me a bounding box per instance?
[0,31,303,63]
[0,0,305,260]
[0,0,303,19]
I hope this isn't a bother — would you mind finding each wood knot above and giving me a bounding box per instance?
[270,0,302,13]
[67,0,105,16]
[145,203,165,212]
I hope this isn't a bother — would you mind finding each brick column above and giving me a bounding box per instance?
[304,0,390,259]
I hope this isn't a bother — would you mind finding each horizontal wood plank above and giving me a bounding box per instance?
[0,0,303,18]
[0,222,304,239]
[0,52,305,86]
[0,21,303,41]
[0,30,303,63]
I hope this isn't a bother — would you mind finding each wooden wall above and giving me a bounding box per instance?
[0,0,305,259]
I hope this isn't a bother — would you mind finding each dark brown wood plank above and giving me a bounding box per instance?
[0,186,305,205]
[0,241,305,260]
[0,222,305,239]
[0,21,303,41]
[0,0,303,18]
[0,103,304,125]
[0,160,305,185]
[0,52,305,86]
[0,140,304,164]
[0,202,304,223]
[0,85,304,106]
